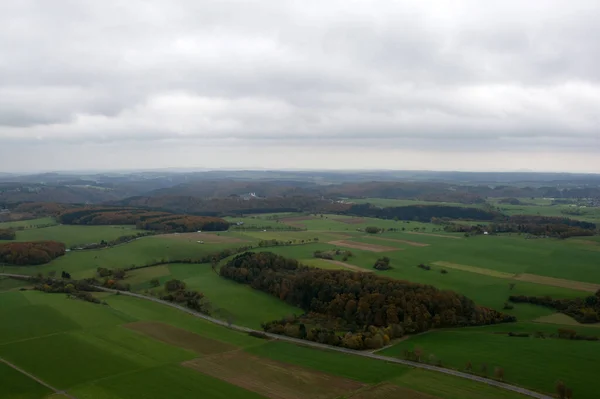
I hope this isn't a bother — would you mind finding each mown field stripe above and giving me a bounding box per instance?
[431,261,600,292]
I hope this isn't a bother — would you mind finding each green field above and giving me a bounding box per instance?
[0,289,534,399]
[2,201,600,398]
[0,217,56,229]
[0,362,52,399]
[381,326,600,399]
[12,224,140,247]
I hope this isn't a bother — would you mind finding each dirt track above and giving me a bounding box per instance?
[366,236,430,247]
[156,232,248,243]
[406,232,461,239]
[329,240,400,252]
[334,218,366,224]
[324,259,373,273]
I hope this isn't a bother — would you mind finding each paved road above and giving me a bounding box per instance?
[0,357,77,399]
[2,273,553,399]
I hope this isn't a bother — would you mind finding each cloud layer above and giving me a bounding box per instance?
[1,0,599,172]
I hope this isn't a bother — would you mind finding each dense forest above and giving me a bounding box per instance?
[110,195,345,216]
[345,203,500,222]
[58,207,229,232]
[0,229,16,240]
[490,215,596,238]
[0,241,66,265]
[509,293,600,323]
[221,252,514,349]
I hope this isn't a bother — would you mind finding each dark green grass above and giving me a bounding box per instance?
[0,305,79,345]
[246,341,409,384]
[70,364,266,399]
[0,291,30,310]
[172,264,303,329]
[0,333,142,390]
[75,325,196,365]
[14,225,140,247]
[392,369,535,399]
[23,291,135,329]
[103,294,261,348]
[0,362,52,399]
[381,329,600,398]
[0,278,31,292]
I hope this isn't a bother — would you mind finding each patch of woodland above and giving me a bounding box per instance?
[0,241,66,265]
[221,252,515,350]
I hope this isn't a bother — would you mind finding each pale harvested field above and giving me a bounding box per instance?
[432,261,600,293]
[125,321,235,355]
[280,216,315,228]
[406,232,461,239]
[324,259,374,273]
[367,236,430,247]
[514,273,600,293]
[534,313,600,328]
[334,217,367,224]
[183,351,365,399]
[329,240,400,253]
[156,232,248,243]
[349,383,440,399]
[432,261,514,279]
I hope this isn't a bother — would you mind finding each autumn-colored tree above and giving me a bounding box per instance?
[565,387,573,399]
[494,367,504,380]
[149,278,160,288]
[555,380,566,399]
[465,361,472,372]
[480,363,488,376]
[414,346,423,362]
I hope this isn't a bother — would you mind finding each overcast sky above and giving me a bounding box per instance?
[1,0,599,173]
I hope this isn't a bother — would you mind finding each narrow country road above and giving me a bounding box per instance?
[1,273,553,399]
[0,357,78,399]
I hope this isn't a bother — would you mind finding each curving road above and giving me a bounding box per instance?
[2,273,553,399]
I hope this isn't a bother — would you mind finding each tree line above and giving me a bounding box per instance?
[344,203,500,222]
[220,252,515,349]
[58,207,229,232]
[490,215,596,238]
[509,291,600,323]
[0,229,16,240]
[0,241,66,265]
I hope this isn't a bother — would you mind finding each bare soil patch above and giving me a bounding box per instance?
[324,259,374,273]
[156,232,248,243]
[349,383,440,399]
[432,261,514,279]
[406,232,461,239]
[334,217,366,224]
[329,240,400,253]
[183,351,364,399]
[514,273,600,293]
[367,236,430,247]
[125,321,235,355]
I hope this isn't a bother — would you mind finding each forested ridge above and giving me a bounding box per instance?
[345,203,500,221]
[0,241,66,265]
[490,215,596,238]
[221,252,514,349]
[58,207,229,232]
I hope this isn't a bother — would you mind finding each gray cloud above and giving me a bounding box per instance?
[1,0,599,172]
